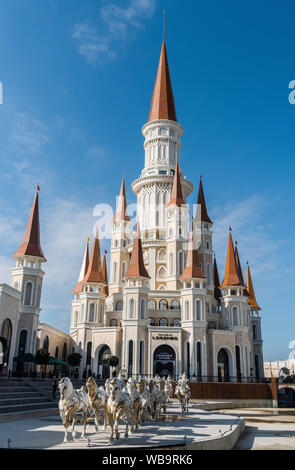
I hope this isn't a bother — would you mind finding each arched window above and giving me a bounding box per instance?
[86,342,91,366]
[24,281,33,306]
[171,318,181,327]
[62,342,67,362]
[178,251,184,275]
[236,345,242,381]
[158,266,166,278]
[159,318,168,326]
[148,317,155,326]
[112,262,117,282]
[74,310,78,326]
[110,319,117,327]
[206,264,211,285]
[129,298,135,318]
[233,306,239,326]
[43,335,49,351]
[185,300,190,320]
[140,299,146,319]
[122,261,127,278]
[148,299,156,310]
[18,330,27,356]
[158,249,166,260]
[159,299,168,310]
[116,301,123,311]
[253,324,256,340]
[55,346,59,358]
[186,342,190,376]
[171,299,180,310]
[196,299,202,320]
[206,240,210,250]
[139,340,144,375]
[89,303,95,322]
[196,342,202,378]
[128,340,133,376]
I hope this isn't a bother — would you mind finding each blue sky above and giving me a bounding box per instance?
[0,0,294,361]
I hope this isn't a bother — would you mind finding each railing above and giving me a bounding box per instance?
[116,374,270,384]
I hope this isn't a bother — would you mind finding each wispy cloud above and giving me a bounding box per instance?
[72,0,156,63]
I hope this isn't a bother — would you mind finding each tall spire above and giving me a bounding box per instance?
[148,41,177,122]
[73,240,89,294]
[125,222,150,279]
[113,176,130,222]
[220,231,243,287]
[82,228,104,284]
[180,222,205,280]
[196,177,212,224]
[246,264,261,310]
[167,163,185,207]
[234,241,245,286]
[101,252,109,296]
[213,255,222,302]
[13,190,46,261]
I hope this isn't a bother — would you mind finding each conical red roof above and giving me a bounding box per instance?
[234,242,245,286]
[113,177,130,222]
[213,256,222,301]
[220,231,242,288]
[82,229,105,284]
[197,178,212,224]
[167,163,185,208]
[180,222,205,280]
[101,253,109,296]
[73,241,89,294]
[148,41,177,122]
[125,223,150,279]
[246,264,261,310]
[13,191,46,261]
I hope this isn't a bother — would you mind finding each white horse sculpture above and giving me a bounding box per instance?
[86,376,107,432]
[126,377,141,431]
[136,377,152,424]
[155,376,167,414]
[148,379,161,419]
[106,377,133,445]
[58,377,90,443]
[164,376,173,403]
[175,374,191,414]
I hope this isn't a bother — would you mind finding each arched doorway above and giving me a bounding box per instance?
[0,319,12,375]
[153,344,176,378]
[217,348,230,382]
[97,345,111,379]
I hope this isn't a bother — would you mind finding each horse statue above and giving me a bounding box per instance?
[175,373,191,414]
[148,379,161,419]
[126,377,141,431]
[86,376,107,432]
[136,377,152,424]
[164,375,173,402]
[155,376,167,414]
[117,370,126,390]
[106,377,133,445]
[58,377,90,443]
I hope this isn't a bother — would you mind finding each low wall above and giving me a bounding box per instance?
[173,378,278,408]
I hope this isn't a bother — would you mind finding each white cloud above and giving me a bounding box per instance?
[72,0,156,63]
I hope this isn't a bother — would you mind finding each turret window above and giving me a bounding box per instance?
[171,299,180,310]
[99,304,103,323]
[140,299,146,320]
[159,299,168,310]
[148,299,156,310]
[129,298,135,318]
[116,301,123,311]
[24,281,34,306]
[232,306,239,326]
[195,299,202,320]
[206,264,211,285]
[185,300,190,320]
[159,318,168,326]
[89,303,95,322]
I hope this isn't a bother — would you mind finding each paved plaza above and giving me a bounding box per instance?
[0,403,243,450]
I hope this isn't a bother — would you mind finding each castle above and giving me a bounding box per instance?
[0,40,263,382]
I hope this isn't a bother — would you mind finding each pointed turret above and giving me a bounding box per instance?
[196,177,212,224]
[181,222,205,281]
[82,228,105,284]
[13,190,46,261]
[246,264,261,310]
[101,252,109,296]
[221,231,244,288]
[73,241,89,294]
[167,163,185,208]
[213,255,222,302]
[148,41,177,122]
[125,223,150,279]
[234,241,245,286]
[113,176,130,222]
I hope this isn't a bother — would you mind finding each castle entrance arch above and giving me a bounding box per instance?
[153,344,176,378]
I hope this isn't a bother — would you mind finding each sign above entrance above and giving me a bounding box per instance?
[152,335,178,341]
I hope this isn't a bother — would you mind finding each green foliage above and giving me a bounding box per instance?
[67,353,82,367]
[35,348,50,365]
[107,355,119,368]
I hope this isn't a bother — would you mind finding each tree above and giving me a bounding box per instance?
[67,353,82,367]
[35,348,50,376]
[107,355,119,368]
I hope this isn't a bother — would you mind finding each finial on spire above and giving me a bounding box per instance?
[163,9,165,43]
[200,174,202,181]
[229,226,232,231]
[37,185,40,191]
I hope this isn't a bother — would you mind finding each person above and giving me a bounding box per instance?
[52,378,57,400]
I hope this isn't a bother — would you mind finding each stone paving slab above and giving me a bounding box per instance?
[0,403,243,450]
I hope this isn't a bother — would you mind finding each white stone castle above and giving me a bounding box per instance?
[0,40,264,382]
